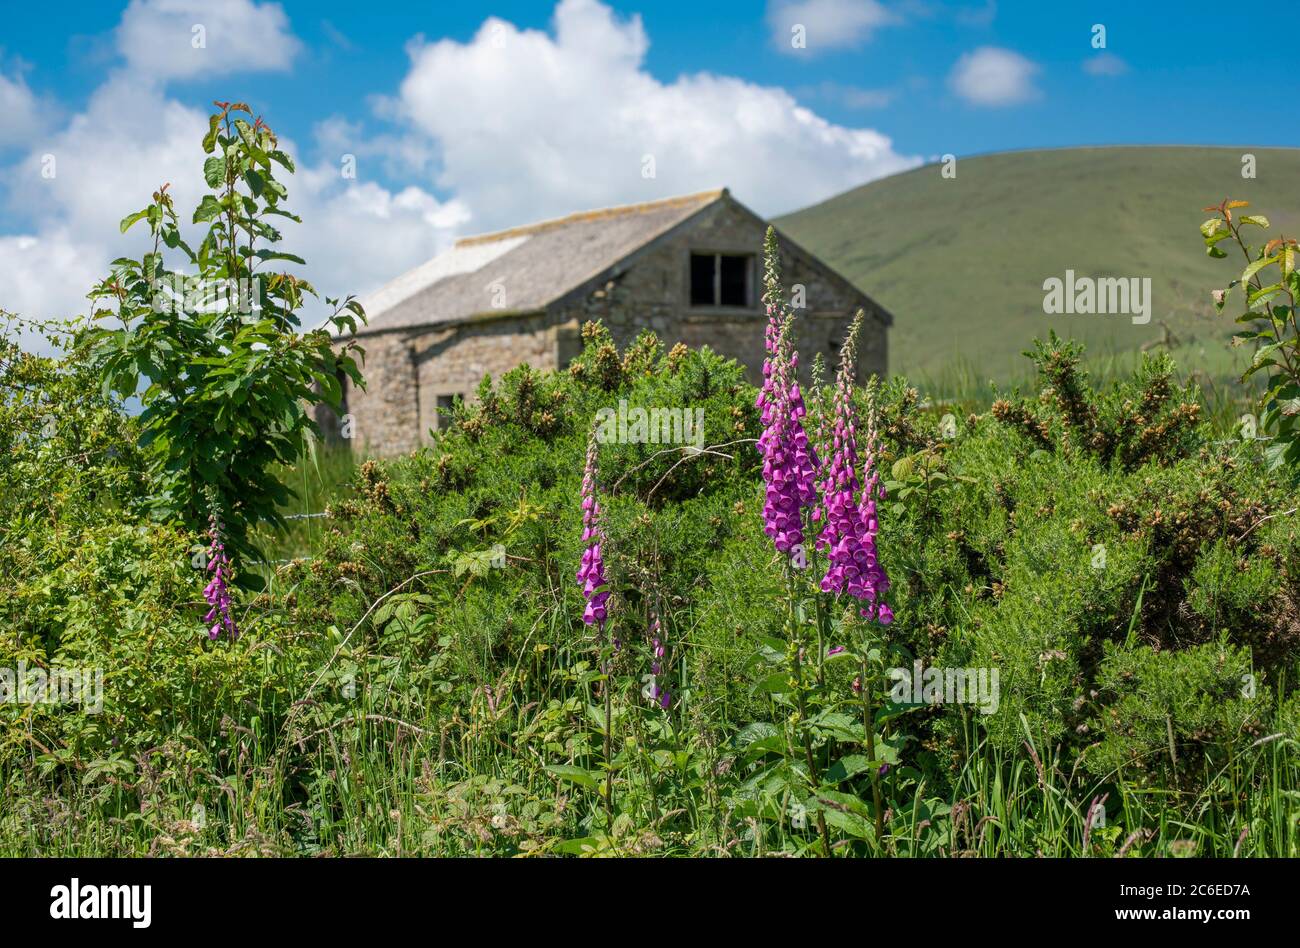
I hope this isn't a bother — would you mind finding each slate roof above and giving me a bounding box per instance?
[354,189,729,337]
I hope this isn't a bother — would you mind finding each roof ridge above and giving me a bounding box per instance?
[454,188,728,248]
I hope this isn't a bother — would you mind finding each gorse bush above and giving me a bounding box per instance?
[992,332,1201,470]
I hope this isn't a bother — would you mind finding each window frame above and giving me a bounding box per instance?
[687,251,756,310]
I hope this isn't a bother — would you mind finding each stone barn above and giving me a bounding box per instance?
[323,188,891,456]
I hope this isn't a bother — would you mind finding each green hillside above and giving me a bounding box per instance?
[777,146,1300,382]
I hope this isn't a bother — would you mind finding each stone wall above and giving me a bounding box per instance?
[325,329,419,457]
[410,313,560,440]
[321,312,567,456]
[549,198,888,386]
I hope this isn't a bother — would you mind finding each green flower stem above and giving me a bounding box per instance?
[861,652,885,848]
[603,648,614,826]
[786,562,831,857]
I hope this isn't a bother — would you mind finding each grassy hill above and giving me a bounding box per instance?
[777,146,1300,384]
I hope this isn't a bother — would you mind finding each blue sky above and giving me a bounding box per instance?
[0,0,1291,334]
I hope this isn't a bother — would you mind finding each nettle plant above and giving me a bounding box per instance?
[1201,198,1300,469]
[84,102,366,578]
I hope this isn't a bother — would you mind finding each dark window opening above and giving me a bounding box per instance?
[690,254,715,306]
[690,253,752,307]
[719,255,748,306]
[435,394,461,431]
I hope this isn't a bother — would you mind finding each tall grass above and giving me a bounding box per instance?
[250,436,357,570]
[2,637,1295,856]
[915,344,1264,435]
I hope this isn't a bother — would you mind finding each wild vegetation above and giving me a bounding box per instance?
[1,106,1297,857]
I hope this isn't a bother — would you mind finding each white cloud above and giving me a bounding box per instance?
[1083,53,1128,77]
[396,0,918,229]
[0,231,105,337]
[0,67,52,149]
[0,1,459,347]
[115,0,301,80]
[799,80,895,109]
[287,172,469,315]
[6,76,210,245]
[949,46,1040,106]
[1,91,464,335]
[767,0,897,54]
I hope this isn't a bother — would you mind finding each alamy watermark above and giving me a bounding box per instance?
[1042,270,1151,325]
[50,878,151,928]
[595,399,704,449]
[0,661,103,714]
[149,275,263,316]
[889,661,999,715]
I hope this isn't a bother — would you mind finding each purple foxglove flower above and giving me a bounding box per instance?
[814,312,892,625]
[756,229,819,556]
[576,428,610,632]
[648,612,671,710]
[202,506,237,640]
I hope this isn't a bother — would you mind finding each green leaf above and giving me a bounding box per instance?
[544,764,599,791]
[233,118,257,149]
[1242,255,1276,285]
[203,156,226,188]
[202,113,221,153]
[808,790,876,839]
[733,721,779,745]
[255,250,307,265]
[1253,343,1282,368]
[741,734,786,763]
[554,837,602,855]
[193,194,223,224]
[1247,283,1283,307]
[751,672,793,695]
[1240,215,1270,228]
[269,149,296,172]
[119,208,149,233]
[807,712,863,743]
[825,754,873,782]
[584,702,610,734]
